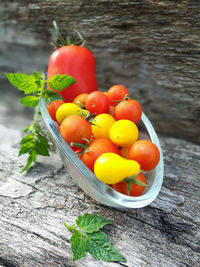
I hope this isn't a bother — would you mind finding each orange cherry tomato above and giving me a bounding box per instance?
[128,140,160,171]
[107,85,129,106]
[60,115,92,145]
[114,99,142,124]
[73,93,89,106]
[119,146,130,159]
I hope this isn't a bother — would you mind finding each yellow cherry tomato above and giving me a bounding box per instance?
[94,153,140,184]
[109,119,138,147]
[91,113,116,139]
[56,103,89,124]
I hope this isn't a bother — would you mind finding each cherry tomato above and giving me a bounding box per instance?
[60,115,92,145]
[109,119,138,147]
[85,91,110,115]
[91,113,116,139]
[70,145,83,158]
[119,146,130,159]
[94,153,140,184]
[128,140,160,171]
[112,172,147,196]
[48,100,65,121]
[107,85,129,106]
[114,99,142,124]
[108,105,115,116]
[81,138,120,172]
[73,93,89,106]
[56,103,89,124]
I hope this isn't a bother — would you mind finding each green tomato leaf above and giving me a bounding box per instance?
[35,136,50,156]
[33,122,43,134]
[5,73,39,94]
[70,231,86,261]
[20,150,37,173]
[20,96,39,107]
[35,145,49,156]
[43,89,64,102]
[48,74,76,91]
[46,95,64,103]
[64,222,76,233]
[18,143,34,157]
[32,72,42,80]
[86,231,126,262]
[37,134,49,147]
[76,213,111,234]
[20,134,34,145]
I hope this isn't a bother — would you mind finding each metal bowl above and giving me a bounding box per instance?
[40,98,164,208]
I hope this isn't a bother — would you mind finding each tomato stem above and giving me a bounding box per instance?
[71,142,88,150]
[53,21,67,46]
[112,94,130,105]
[53,21,85,47]
[123,171,147,195]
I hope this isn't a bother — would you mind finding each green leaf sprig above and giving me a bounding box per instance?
[6,72,76,172]
[64,213,126,262]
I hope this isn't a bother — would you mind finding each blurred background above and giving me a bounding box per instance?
[0,0,199,143]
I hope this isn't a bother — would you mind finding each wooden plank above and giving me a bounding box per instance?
[0,0,200,142]
[0,124,199,267]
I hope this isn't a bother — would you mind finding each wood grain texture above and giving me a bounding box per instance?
[0,0,200,143]
[0,123,199,267]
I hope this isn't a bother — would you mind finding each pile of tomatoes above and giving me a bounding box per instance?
[48,85,160,197]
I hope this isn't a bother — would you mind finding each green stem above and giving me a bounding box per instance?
[53,21,67,46]
[123,171,147,196]
[31,73,46,131]
[53,21,85,47]
[71,142,88,150]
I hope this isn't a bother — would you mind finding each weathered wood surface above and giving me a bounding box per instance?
[0,0,200,143]
[0,121,200,267]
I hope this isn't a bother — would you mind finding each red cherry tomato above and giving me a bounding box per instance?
[114,99,142,124]
[81,138,120,172]
[48,100,65,121]
[108,105,115,116]
[47,46,97,102]
[107,85,129,106]
[60,115,92,145]
[112,172,147,196]
[70,145,83,158]
[128,140,160,171]
[85,91,110,115]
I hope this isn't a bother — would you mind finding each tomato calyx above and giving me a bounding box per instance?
[112,94,130,105]
[53,21,86,47]
[71,140,91,155]
[84,112,96,123]
[123,170,147,195]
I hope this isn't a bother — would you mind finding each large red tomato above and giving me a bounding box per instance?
[47,24,97,102]
[47,46,97,102]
